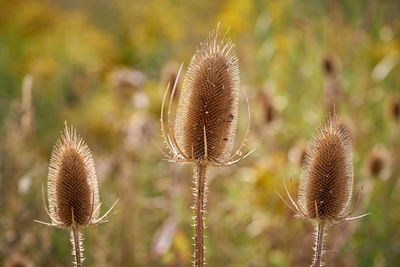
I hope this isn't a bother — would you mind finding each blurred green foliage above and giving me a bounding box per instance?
[1,0,400,266]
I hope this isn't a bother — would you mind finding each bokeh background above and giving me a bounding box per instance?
[1,0,400,266]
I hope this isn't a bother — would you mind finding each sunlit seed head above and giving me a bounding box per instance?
[48,123,100,227]
[298,114,353,221]
[175,27,239,163]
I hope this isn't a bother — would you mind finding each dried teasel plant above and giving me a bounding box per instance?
[277,114,369,267]
[156,26,252,267]
[35,123,118,267]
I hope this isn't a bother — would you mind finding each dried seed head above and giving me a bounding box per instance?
[367,153,385,177]
[390,96,400,122]
[365,148,388,178]
[260,91,275,124]
[298,115,353,221]
[322,56,335,75]
[47,123,100,227]
[175,28,239,163]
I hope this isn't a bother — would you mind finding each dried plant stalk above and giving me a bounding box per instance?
[71,226,84,267]
[193,164,207,267]
[158,26,250,267]
[35,122,118,267]
[278,114,368,267]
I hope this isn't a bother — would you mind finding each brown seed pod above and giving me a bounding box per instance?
[298,115,353,221]
[260,90,275,124]
[174,29,240,163]
[36,123,118,267]
[390,96,400,122]
[367,153,385,177]
[47,123,100,227]
[322,56,335,75]
[364,148,389,179]
[278,115,366,267]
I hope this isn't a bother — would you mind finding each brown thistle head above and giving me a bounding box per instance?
[47,123,100,227]
[365,148,388,178]
[390,95,400,122]
[260,90,275,124]
[322,56,335,75]
[298,114,353,221]
[174,28,239,164]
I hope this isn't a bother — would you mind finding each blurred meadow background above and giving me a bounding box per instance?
[1,0,400,266]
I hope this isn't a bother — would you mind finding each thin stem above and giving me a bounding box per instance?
[194,163,207,267]
[311,221,326,267]
[71,226,83,267]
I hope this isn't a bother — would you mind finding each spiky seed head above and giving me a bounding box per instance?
[175,28,239,163]
[260,91,275,124]
[298,115,353,221]
[365,148,388,178]
[390,96,400,122]
[48,123,100,227]
[322,56,335,75]
[367,153,385,177]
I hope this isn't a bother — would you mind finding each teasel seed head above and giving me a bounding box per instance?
[174,28,239,164]
[259,90,275,124]
[322,56,335,75]
[364,148,389,179]
[298,114,353,222]
[368,155,384,178]
[47,123,100,227]
[390,95,400,122]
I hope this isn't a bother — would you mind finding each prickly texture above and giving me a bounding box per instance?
[175,29,239,163]
[298,115,353,221]
[48,124,100,227]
